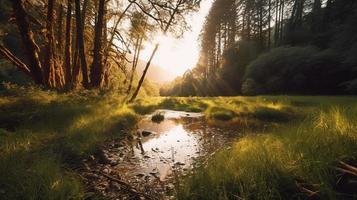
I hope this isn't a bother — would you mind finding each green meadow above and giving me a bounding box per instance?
[0,87,356,199]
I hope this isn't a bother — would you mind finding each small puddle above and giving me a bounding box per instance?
[131,110,205,181]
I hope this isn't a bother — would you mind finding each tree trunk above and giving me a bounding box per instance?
[322,0,332,29]
[127,37,140,94]
[57,3,64,56]
[44,0,57,88]
[268,0,271,48]
[259,1,263,48]
[275,0,280,46]
[311,0,321,32]
[90,0,105,88]
[64,0,73,86]
[72,0,88,87]
[279,0,284,42]
[74,0,89,88]
[10,0,44,85]
[129,0,181,102]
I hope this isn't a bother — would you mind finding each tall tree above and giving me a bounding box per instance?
[90,0,105,87]
[44,0,58,88]
[64,0,73,86]
[74,0,89,88]
[9,0,43,85]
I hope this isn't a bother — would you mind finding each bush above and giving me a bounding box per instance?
[243,46,354,95]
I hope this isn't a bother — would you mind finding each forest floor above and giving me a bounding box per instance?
[0,86,356,199]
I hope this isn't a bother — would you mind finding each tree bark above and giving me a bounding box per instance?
[268,0,271,48]
[64,0,73,86]
[10,0,44,85]
[72,0,88,87]
[57,3,64,56]
[44,0,57,88]
[90,0,105,88]
[74,0,89,88]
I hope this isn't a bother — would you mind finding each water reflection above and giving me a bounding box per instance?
[134,119,201,180]
[113,110,238,185]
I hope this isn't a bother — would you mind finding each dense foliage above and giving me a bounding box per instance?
[162,0,357,96]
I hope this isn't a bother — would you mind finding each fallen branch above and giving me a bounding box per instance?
[0,44,33,77]
[295,181,319,197]
[338,161,357,176]
[98,171,156,200]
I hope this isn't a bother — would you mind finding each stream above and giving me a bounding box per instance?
[83,110,242,199]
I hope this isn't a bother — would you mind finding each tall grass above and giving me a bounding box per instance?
[177,105,357,200]
[0,86,139,199]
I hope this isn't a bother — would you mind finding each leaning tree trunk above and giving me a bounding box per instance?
[90,0,105,88]
[127,36,143,94]
[10,0,44,85]
[129,1,181,102]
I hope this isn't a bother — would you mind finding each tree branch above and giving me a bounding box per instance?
[0,44,33,77]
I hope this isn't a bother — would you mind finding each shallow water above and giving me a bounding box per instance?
[89,109,242,198]
[111,110,239,184]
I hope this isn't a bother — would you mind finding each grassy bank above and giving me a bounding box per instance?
[177,97,357,200]
[1,86,356,199]
[0,86,140,199]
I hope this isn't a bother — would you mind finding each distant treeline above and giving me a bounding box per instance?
[161,0,357,96]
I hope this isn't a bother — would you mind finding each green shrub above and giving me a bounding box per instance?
[207,106,236,121]
[243,46,354,95]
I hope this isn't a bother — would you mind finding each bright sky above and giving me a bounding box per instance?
[140,0,214,79]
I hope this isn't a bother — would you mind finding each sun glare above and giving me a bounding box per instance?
[140,0,214,80]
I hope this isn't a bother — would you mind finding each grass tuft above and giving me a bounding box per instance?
[151,112,165,123]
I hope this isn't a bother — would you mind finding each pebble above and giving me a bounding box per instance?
[136,173,146,178]
[175,162,185,166]
[166,183,175,190]
[142,130,153,137]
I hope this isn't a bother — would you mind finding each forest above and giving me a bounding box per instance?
[0,0,356,200]
[161,0,357,96]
